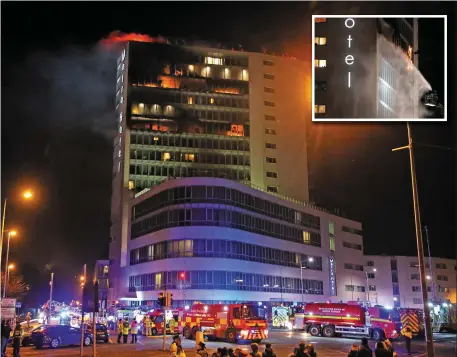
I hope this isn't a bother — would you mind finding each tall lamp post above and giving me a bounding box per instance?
[4,264,15,297]
[300,257,314,304]
[0,190,33,278]
[392,122,434,357]
[3,230,17,298]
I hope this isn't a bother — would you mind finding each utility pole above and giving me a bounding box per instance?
[392,122,434,357]
[80,264,86,357]
[163,290,167,351]
[49,273,54,323]
[424,225,436,301]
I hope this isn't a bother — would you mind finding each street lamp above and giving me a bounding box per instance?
[300,257,314,304]
[392,123,434,357]
[1,190,33,281]
[3,230,17,298]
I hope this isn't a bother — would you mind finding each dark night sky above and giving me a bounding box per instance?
[1,1,456,306]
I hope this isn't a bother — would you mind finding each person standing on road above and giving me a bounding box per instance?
[169,317,176,334]
[347,344,359,357]
[401,324,413,355]
[117,318,123,344]
[195,341,208,357]
[306,344,317,357]
[375,342,393,357]
[1,321,12,357]
[144,315,152,336]
[130,319,138,344]
[249,343,262,357]
[122,318,130,344]
[358,337,373,357]
[12,322,22,357]
[170,334,186,357]
[262,343,277,357]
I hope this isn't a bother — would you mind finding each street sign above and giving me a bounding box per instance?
[1,298,17,319]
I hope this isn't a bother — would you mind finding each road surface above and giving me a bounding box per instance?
[12,330,456,357]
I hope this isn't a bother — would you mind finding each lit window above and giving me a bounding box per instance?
[267,186,278,193]
[188,97,194,105]
[315,37,327,45]
[223,68,230,79]
[210,98,215,104]
[201,67,211,77]
[163,152,171,161]
[128,181,134,190]
[329,237,335,251]
[188,64,194,72]
[315,18,327,23]
[314,105,326,114]
[205,57,223,65]
[184,153,195,162]
[119,126,123,134]
[314,59,327,68]
[153,137,159,141]
[242,69,249,81]
[303,231,310,243]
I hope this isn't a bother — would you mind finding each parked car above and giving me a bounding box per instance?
[31,325,92,349]
[84,323,110,343]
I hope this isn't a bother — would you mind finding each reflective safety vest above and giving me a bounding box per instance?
[401,327,413,339]
[117,322,123,333]
[122,321,130,335]
[144,318,152,327]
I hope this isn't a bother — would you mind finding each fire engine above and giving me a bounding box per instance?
[180,303,268,343]
[299,303,399,340]
[147,309,181,335]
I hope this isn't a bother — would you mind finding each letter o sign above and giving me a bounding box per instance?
[345,18,355,29]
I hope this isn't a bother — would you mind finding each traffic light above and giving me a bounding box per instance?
[158,292,166,307]
[179,272,186,280]
[167,292,173,307]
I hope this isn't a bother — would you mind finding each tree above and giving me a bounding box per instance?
[0,273,30,299]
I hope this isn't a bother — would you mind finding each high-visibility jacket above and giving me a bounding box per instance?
[401,327,413,339]
[131,322,138,334]
[144,318,152,327]
[169,318,176,330]
[122,321,130,335]
[117,322,123,333]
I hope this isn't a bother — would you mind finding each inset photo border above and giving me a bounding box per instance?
[311,15,447,122]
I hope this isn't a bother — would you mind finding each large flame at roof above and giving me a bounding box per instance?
[101,31,168,46]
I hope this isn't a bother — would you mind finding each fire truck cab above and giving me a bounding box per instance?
[147,309,180,335]
[302,303,398,340]
[181,303,268,343]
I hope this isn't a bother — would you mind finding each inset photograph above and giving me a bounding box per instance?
[312,15,446,121]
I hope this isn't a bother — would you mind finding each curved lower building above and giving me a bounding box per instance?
[110,177,366,307]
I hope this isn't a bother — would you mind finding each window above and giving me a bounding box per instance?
[345,285,355,292]
[266,157,277,164]
[128,181,134,190]
[266,172,278,178]
[266,143,277,149]
[188,96,194,105]
[410,262,418,268]
[205,57,223,65]
[436,263,447,269]
[163,152,171,161]
[367,261,375,267]
[345,285,365,292]
[264,87,275,94]
[267,186,278,193]
[265,115,276,121]
[412,286,421,292]
[329,221,335,236]
[315,81,327,91]
[367,273,375,279]
[369,285,376,291]
[265,128,276,135]
[264,101,275,107]
[413,298,422,304]
[263,60,274,66]
[303,231,310,244]
[314,59,327,68]
[314,105,326,114]
[342,241,362,250]
[264,73,275,80]
[315,18,327,23]
[437,275,448,281]
[439,287,450,293]
[315,37,327,45]
[411,274,420,280]
[342,226,363,235]
[210,98,215,104]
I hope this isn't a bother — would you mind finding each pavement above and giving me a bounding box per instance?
[10,330,456,357]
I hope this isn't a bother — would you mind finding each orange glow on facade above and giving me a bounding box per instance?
[101,31,168,45]
[227,125,245,137]
[214,88,240,95]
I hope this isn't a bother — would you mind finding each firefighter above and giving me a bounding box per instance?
[401,324,413,355]
[117,318,123,343]
[130,319,138,344]
[169,317,176,333]
[122,318,130,344]
[196,342,209,357]
[170,334,185,357]
[144,315,152,336]
[12,322,22,357]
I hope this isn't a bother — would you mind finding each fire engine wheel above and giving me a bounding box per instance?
[151,328,158,336]
[372,329,384,341]
[322,325,335,337]
[309,325,320,337]
[226,329,237,343]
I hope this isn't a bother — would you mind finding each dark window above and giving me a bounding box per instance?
[265,128,276,135]
[263,60,275,66]
[266,143,277,149]
[265,115,276,121]
[266,157,277,163]
[267,186,278,193]
[266,172,278,178]
[264,73,275,80]
[342,226,363,235]
[264,101,275,107]
[264,87,275,94]
[315,81,327,91]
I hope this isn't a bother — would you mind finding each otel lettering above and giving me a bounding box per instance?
[345,18,355,88]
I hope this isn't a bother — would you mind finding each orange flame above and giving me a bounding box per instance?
[101,31,168,46]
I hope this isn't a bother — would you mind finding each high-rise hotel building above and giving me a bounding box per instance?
[109,40,319,302]
[313,17,424,119]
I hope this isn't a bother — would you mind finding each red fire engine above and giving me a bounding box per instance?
[180,303,268,343]
[300,303,398,340]
[147,309,181,335]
